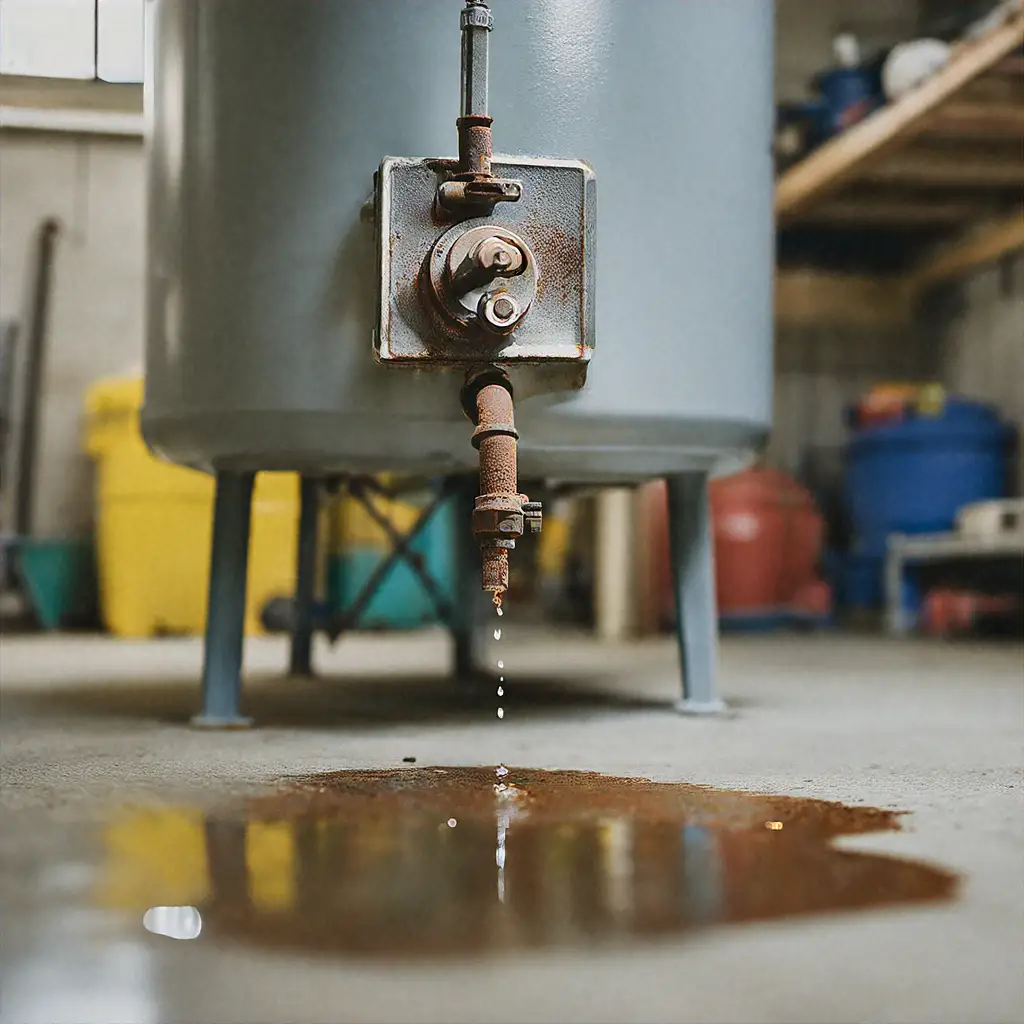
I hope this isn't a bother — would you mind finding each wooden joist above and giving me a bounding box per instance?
[801,196,990,227]
[859,152,1023,189]
[920,100,1024,139]
[905,210,1024,293]
[775,270,912,328]
[776,7,1024,219]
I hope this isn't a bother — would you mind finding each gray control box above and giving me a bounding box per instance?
[375,155,596,365]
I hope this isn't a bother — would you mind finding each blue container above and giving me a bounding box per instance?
[814,67,882,135]
[845,400,1010,558]
[837,553,884,609]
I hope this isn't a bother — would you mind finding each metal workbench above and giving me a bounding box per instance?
[885,530,1024,635]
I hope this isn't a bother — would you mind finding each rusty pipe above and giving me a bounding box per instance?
[471,382,522,598]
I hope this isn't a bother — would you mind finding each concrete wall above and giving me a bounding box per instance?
[0,130,144,538]
[938,254,1024,491]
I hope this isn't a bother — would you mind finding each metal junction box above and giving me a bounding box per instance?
[375,155,596,365]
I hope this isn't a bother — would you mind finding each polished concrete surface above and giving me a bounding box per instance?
[1,629,1022,1023]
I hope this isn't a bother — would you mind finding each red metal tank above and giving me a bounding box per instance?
[640,469,826,628]
[711,468,825,616]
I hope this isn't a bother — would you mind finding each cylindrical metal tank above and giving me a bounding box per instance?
[144,0,773,484]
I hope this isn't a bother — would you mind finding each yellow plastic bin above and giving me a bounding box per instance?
[85,378,299,637]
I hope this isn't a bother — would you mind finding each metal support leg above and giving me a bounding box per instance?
[289,476,319,677]
[451,475,490,681]
[667,473,727,715]
[193,471,255,728]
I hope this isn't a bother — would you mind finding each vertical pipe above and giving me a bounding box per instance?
[594,488,634,641]
[667,473,726,714]
[193,470,255,728]
[15,219,60,538]
[451,474,489,681]
[289,476,319,677]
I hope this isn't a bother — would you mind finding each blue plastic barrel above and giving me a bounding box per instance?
[814,67,883,135]
[845,400,1010,557]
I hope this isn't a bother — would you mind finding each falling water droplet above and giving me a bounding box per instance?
[497,686,504,696]
[447,818,457,828]
[497,660,504,670]
[497,707,504,719]
[493,628,502,640]
[496,606,503,618]
[495,765,508,777]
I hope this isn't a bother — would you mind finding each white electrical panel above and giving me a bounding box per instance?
[0,0,145,83]
[0,0,97,79]
[97,0,144,82]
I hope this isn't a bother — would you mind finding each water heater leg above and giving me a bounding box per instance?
[667,473,727,715]
[289,476,320,677]
[450,475,489,681]
[192,470,255,728]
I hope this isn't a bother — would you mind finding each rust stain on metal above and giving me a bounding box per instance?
[521,221,579,307]
[470,381,525,595]
[481,544,509,594]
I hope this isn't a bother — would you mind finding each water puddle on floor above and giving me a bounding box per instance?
[97,767,956,958]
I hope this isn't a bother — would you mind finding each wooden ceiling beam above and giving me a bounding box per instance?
[859,152,1023,188]
[776,270,912,328]
[801,196,990,227]
[920,100,1024,139]
[905,210,1024,293]
[776,8,1024,219]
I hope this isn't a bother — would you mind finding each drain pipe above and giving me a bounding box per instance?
[462,371,542,602]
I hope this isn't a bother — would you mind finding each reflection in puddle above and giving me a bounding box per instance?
[100,767,956,957]
[142,905,202,940]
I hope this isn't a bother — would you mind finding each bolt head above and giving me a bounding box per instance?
[479,291,520,332]
[493,296,515,319]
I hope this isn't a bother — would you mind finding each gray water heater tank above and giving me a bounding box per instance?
[143,0,774,483]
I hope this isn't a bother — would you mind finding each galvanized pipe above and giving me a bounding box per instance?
[460,1,491,118]
[457,1,493,179]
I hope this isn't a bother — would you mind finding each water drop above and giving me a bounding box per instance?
[496,606,503,618]
[447,818,457,828]
[497,686,504,696]
[495,765,508,777]
[497,707,504,719]
[497,660,504,670]
[493,628,501,640]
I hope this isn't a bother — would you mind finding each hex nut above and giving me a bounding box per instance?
[479,291,521,333]
[472,506,524,540]
[522,501,543,534]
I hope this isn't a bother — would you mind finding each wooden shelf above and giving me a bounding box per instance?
[776,3,1024,293]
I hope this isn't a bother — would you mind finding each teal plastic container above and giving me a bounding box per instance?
[16,539,98,629]
[327,498,455,629]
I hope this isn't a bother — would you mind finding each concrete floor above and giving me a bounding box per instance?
[1,628,1022,1023]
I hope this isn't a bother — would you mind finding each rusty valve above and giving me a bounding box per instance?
[469,379,541,598]
[427,223,536,338]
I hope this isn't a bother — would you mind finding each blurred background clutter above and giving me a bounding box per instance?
[0,5,1022,1023]
[0,0,1021,644]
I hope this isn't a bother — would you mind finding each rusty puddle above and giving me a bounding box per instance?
[101,767,956,958]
